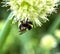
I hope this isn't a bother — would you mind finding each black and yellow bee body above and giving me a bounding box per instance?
[18,19,33,32]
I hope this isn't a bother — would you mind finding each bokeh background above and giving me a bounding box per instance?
[0,0,60,54]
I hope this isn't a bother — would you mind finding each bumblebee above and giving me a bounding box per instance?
[18,19,33,32]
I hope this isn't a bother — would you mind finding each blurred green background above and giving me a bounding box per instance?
[0,0,60,54]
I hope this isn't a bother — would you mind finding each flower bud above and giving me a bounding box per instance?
[40,34,57,49]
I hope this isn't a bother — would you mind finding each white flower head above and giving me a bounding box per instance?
[40,34,57,49]
[3,0,59,26]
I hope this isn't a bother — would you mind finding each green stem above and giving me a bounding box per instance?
[0,12,14,49]
[48,14,60,34]
[45,49,50,54]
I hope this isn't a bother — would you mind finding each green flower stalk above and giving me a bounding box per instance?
[3,0,59,26]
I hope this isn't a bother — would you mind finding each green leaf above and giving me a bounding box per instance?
[19,27,45,54]
[0,12,14,50]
